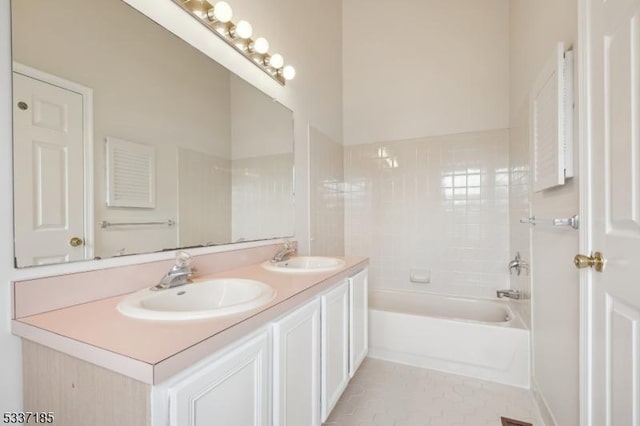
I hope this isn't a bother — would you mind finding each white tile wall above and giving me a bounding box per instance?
[231,153,295,242]
[177,148,231,246]
[344,129,510,298]
[310,127,345,256]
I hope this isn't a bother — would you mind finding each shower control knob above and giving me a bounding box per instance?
[574,252,605,272]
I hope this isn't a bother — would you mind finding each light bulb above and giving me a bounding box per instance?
[210,1,232,23]
[232,20,253,39]
[282,65,296,81]
[267,53,284,69]
[250,37,269,54]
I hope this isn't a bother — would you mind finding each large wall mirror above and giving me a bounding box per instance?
[11,0,295,268]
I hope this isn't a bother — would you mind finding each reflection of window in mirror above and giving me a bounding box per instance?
[10,0,294,268]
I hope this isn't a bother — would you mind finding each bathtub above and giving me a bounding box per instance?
[368,289,530,388]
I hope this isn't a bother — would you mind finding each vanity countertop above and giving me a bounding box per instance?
[12,256,368,384]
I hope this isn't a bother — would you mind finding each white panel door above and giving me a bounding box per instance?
[169,330,271,426]
[273,299,321,426]
[13,72,85,266]
[321,280,350,422]
[349,268,368,377]
[583,0,640,424]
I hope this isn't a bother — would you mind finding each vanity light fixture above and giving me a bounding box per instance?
[230,20,252,39]
[205,1,232,23]
[174,0,296,85]
[249,37,269,55]
[281,65,296,81]
[187,0,213,20]
[265,53,284,69]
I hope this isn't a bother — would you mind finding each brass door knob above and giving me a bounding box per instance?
[574,252,605,272]
[69,237,84,247]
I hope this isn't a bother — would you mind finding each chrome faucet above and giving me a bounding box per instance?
[508,251,528,276]
[272,242,296,262]
[152,251,195,290]
[496,289,521,299]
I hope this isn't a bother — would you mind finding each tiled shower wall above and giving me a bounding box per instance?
[344,129,510,298]
[177,148,231,247]
[310,127,345,256]
[231,153,295,242]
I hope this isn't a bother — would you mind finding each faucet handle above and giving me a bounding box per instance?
[175,251,192,268]
[508,251,528,276]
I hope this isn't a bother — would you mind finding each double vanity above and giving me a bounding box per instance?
[117,256,347,321]
[12,247,368,426]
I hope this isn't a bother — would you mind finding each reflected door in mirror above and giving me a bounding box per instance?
[13,71,89,267]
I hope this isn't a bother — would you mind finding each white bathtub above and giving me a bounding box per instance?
[369,289,530,388]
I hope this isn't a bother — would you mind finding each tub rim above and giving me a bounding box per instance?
[368,288,526,330]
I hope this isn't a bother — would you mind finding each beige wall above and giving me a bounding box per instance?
[509,1,579,425]
[230,76,294,160]
[342,0,510,146]
[0,0,343,411]
[226,0,343,146]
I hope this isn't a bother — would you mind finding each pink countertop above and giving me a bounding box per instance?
[12,257,368,384]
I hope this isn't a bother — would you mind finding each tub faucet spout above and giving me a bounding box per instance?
[496,289,521,300]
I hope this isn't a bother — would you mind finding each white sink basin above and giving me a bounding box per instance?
[117,278,276,321]
[261,256,346,273]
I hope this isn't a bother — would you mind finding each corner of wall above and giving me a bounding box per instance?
[532,378,559,426]
[1,0,25,412]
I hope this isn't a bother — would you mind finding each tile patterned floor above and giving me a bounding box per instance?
[323,358,544,426]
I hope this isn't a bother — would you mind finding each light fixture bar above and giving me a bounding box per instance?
[172,0,296,85]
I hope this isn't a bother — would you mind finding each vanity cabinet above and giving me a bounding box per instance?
[272,299,321,426]
[22,266,369,426]
[349,268,368,376]
[164,328,272,426]
[320,280,350,422]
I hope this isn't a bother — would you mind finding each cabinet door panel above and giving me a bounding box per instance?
[321,280,349,421]
[349,269,368,376]
[169,330,271,426]
[273,299,321,426]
